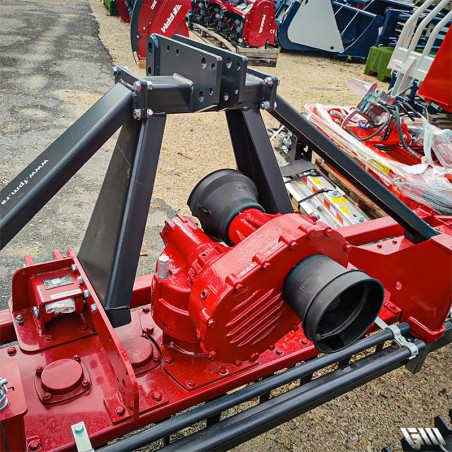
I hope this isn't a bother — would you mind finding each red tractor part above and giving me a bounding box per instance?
[418,27,452,113]
[131,0,191,60]
[190,0,277,47]
[116,0,131,22]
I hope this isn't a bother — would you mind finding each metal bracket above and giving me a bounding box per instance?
[375,317,419,358]
[71,421,94,452]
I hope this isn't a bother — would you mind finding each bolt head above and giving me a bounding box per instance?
[133,81,142,92]
[74,423,84,434]
[249,352,259,362]
[15,314,24,325]
[81,379,90,388]
[234,283,243,292]
[77,276,84,284]
[35,366,44,376]
[7,346,16,356]
[152,391,162,401]
[186,379,196,387]
[43,392,52,401]
[90,304,97,313]
[71,264,77,272]
[28,440,41,451]
[73,355,80,362]
[114,405,125,416]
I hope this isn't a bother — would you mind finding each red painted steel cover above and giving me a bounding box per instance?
[122,336,154,368]
[41,359,83,394]
[418,28,452,112]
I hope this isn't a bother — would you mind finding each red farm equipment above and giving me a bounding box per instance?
[0,35,451,451]
[189,0,277,47]
[116,0,191,60]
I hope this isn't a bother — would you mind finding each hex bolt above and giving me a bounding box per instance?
[112,66,119,75]
[28,440,41,451]
[43,392,52,402]
[146,108,153,118]
[15,314,24,325]
[133,81,142,92]
[83,290,90,300]
[74,423,84,434]
[44,334,53,342]
[152,391,162,401]
[234,283,243,292]
[164,356,173,364]
[115,405,125,416]
[7,346,16,356]
[90,304,97,313]
[260,101,271,110]
[35,366,44,376]
[186,379,196,387]
[218,366,228,375]
[249,352,259,362]
[33,306,40,319]
[133,109,142,120]
[71,264,77,272]
[77,276,84,285]
[81,379,90,388]
[207,318,216,328]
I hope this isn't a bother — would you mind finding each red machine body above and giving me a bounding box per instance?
[190,0,277,47]
[0,205,451,450]
[418,27,452,113]
[131,0,191,60]
[116,0,131,22]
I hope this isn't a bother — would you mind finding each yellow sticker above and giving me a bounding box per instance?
[310,177,323,186]
[331,197,348,204]
[339,206,350,214]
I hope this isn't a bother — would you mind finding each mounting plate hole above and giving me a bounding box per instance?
[201,57,207,69]
[199,91,204,102]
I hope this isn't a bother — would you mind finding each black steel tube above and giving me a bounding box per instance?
[98,324,410,452]
[162,343,425,451]
[271,95,439,243]
[0,83,133,249]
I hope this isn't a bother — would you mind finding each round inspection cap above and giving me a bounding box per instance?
[41,359,83,395]
[122,336,154,369]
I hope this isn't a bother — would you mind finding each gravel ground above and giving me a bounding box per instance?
[0,0,450,451]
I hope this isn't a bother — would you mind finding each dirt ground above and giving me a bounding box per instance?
[0,0,450,451]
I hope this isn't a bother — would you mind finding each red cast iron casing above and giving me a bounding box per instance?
[152,209,350,363]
